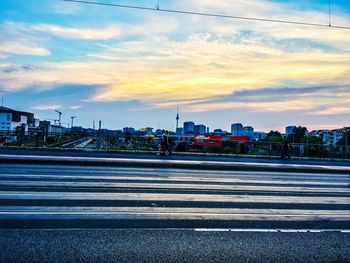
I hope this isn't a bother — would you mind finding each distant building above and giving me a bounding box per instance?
[252,131,267,141]
[310,127,350,146]
[244,126,254,132]
[176,127,184,135]
[155,129,163,136]
[213,129,229,135]
[194,124,206,135]
[123,127,135,134]
[231,123,244,136]
[285,126,296,136]
[140,127,153,135]
[0,106,34,132]
[39,121,65,135]
[183,121,195,134]
[50,125,65,134]
[206,127,210,134]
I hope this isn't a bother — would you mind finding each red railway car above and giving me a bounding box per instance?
[193,135,249,148]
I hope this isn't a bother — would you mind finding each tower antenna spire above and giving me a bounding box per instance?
[176,105,179,130]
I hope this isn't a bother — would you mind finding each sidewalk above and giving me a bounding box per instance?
[1,154,349,174]
[1,147,350,166]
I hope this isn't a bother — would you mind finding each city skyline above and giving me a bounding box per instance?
[1,0,350,132]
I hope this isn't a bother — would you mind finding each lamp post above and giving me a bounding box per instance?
[54,110,62,126]
[345,127,348,159]
[70,116,76,128]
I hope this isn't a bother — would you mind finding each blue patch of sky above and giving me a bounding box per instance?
[3,84,98,109]
[269,0,350,13]
[0,0,150,26]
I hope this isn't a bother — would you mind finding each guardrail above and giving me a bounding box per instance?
[0,132,349,160]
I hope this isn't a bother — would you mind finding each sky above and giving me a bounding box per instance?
[0,0,350,132]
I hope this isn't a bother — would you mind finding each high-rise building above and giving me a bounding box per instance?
[286,126,296,135]
[231,123,244,136]
[194,124,206,135]
[184,121,195,134]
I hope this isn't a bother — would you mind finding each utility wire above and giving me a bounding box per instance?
[328,0,332,27]
[63,0,350,30]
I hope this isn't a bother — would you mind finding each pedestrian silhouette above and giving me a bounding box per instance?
[280,136,291,160]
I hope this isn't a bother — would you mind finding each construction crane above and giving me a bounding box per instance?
[55,110,62,126]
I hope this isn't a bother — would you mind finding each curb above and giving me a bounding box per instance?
[1,154,350,174]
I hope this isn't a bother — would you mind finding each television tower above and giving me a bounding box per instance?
[176,105,179,130]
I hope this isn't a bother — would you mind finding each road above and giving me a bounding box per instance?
[0,163,349,229]
[0,163,349,262]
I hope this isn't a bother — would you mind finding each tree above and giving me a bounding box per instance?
[305,136,322,144]
[267,130,281,137]
[287,126,307,143]
[267,130,282,142]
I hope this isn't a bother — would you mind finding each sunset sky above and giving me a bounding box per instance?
[1,0,350,132]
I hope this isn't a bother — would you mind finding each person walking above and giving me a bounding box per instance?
[159,129,166,156]
[158,130,172,156]
[165,130,172,155]
[280,136,291,160]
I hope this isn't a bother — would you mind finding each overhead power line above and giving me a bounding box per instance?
[63,0,350,30]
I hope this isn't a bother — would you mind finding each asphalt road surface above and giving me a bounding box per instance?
[0,163,349,229]
[0,163,349,262]
[1,229,349,263]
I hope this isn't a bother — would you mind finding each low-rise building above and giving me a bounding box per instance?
[0,106,34,132]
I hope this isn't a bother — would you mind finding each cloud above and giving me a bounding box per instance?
[32,104,62,110]
[0,41,50,56]
[32,104,83,111]
[68,105,82,110]
[0,64,36,73]
[1,0,350,121]
[1,34,349,103]
[31,23,121,40]
[182,84,350,114]
[2,21,121,41]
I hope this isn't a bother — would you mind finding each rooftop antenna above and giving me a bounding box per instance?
[55,110,62,126]
[70,116,76,128]
[93,120,95,130]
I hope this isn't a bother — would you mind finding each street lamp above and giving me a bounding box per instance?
[345,127,348,159]
[54,110,62,126]
[71,116,76,128]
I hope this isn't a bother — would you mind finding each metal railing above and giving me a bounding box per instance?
[0,131,349,160]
